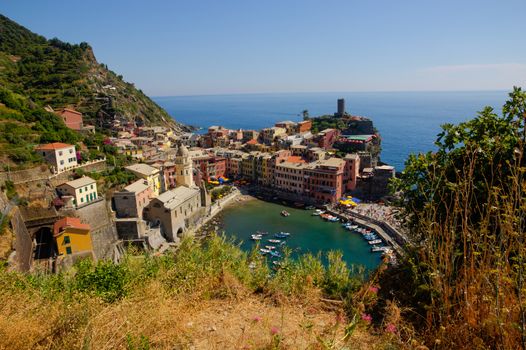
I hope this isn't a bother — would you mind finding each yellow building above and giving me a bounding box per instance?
[125,163,162,197]
[53,217,93,257]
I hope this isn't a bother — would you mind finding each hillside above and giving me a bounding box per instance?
[0,14,188,132]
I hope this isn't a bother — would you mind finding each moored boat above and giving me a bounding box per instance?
[281,210,290,217]
[268,239,281,243]
[368,239,383,245]
[251,234,262,240]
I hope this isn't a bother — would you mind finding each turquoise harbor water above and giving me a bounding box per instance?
[155,91,508,170]
[219,199,381,270]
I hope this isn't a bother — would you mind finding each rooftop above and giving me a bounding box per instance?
[123,179,150,193]
[156,186,200,210]
[125,163,159,176]
[35,142,73,151]
[60,176,96,188]
[53,217,90,236]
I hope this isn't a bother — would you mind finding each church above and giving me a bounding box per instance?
[142,144,211,242]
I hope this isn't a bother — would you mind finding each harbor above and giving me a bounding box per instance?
[218,199,389,270]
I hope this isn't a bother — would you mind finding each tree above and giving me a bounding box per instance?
[302,109,310,120]
[383,87,526,347]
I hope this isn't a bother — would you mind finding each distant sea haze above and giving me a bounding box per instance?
[154,91,508,170]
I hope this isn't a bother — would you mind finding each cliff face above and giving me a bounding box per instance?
[0,14,188,132]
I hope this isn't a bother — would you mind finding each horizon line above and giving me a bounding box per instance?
[151,88,511,99]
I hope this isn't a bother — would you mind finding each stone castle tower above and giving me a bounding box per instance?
[175,144,194,188]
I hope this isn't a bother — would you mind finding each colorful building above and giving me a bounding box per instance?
[125,163,162,197]
[53,217,93,257]
[113,179,153,218]
[57,176,98,208]
[304,158,345,203]
[55,108,83,131]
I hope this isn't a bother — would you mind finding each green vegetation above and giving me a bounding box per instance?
[0,14,188,167]
[210,185,233,202]
[310,115,347,134]
[1,180,16,200]
[0,235,379,349]
[381,87,526,348]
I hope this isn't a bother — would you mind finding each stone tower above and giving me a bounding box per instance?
[175,144,194,188]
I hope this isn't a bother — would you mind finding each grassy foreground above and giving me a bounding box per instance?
[0,235,398,350]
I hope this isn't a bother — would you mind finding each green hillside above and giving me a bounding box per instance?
[0,14,188,165]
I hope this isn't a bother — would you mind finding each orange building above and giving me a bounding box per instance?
[55,108,84,131]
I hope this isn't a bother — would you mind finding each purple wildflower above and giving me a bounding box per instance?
[385,323,397,334]
[270,326,280,335]
[361,313,372,323]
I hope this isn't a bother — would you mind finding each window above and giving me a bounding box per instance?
[66,246,72,255]
[81,197,84,203]
[90,185,94,189]
[69,149,73,154]
[64,236,71,244]
[59,151,63,156]
[60,160,64,165]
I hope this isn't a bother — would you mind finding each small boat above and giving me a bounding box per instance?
[363,235,379,241]
[328,216,339,222]
[305,205,315,210]
[281,210,290,217]
[251,234,262,240]
[260,248,271,254]
[274,232,290,239]
[268,239,281,243]
[371,246,392,253]
[269,251,282,258]
[368,239,383,245]
[278,232,290,236]
[312,209,325,216]
[265,245,276,250]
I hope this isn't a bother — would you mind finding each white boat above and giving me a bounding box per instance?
[368,239,383,245]
[371,246,392,253]
[251,234,262,240]
[265,245,276,250]
[278,232,290,236]
[312,209,325,216]
[268,239,281,243]
[260,248,271,254]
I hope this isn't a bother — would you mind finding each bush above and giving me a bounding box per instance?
[74,259,129,302]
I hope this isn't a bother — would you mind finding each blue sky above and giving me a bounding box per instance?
[1,0,525,96]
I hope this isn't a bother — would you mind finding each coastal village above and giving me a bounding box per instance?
[1,98,403,273]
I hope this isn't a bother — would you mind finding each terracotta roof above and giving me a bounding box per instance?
[246,139,257,145]
[57,108,82,116]
[286,156,306,164]
[53,217,90,236]
[35,142,73,150]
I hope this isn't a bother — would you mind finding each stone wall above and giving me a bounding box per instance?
[73,198,118,260]
[0,193,33,272]
[0,159,107,186]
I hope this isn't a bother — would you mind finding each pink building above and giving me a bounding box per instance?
[314,128,340,149]
[113,179,153,218]
[304,158,345,203]
[56,108,83,131]
[343,154,360,191]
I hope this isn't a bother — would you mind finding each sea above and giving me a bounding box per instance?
[154,91,508,171]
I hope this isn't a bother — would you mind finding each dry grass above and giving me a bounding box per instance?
[0,279,386,350]
[0,236,394,349]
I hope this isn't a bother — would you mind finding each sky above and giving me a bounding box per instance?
[1,0,525,96]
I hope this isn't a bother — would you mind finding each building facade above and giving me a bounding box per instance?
[113,179,153,218]
[35,143,77,173]
[57,176,98,208]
